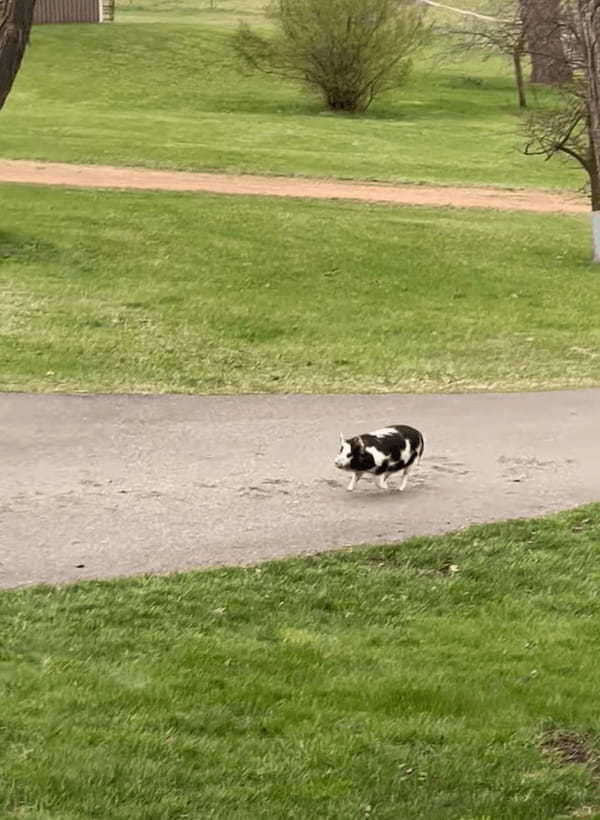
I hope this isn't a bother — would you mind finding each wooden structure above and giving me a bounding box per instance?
[33,0,114,23]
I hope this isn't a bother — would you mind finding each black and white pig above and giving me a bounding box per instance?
[334,425,424,492]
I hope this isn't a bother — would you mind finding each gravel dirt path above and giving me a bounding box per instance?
[1,390,598,588]
[0,159,588,212]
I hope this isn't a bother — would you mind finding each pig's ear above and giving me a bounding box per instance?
[357,436,365,449]
[339,432,345,446]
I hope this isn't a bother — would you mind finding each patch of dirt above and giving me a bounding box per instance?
[541,729,600,776]
[0,159,588,214]
[570,807,600,818]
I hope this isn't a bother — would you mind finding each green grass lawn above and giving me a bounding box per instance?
[0,22,582,190]
[112,0,485,25]
[2,183,599,395]
[116,0,268,24]
[112,0,484,26]
[3,504,600,819]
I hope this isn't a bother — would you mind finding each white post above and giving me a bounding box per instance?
[592,211,600,263]
[98,0,104,22]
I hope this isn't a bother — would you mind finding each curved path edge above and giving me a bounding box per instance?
[0,159,589,213]
[1,390,598,588]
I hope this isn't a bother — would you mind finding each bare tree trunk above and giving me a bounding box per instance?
[576,0,600,261]
[520,0,572,85]
[512,50,527,108]
[578,1,600,179]
[0,0,36,111]
[590,165,600,261]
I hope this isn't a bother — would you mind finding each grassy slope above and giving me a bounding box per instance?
[1,183,599,395]
[0,23,581,190]
[3,505,600,819]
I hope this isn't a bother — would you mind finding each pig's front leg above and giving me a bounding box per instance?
[347,472,362,491]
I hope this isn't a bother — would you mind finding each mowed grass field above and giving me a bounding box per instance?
[3,505,600,819]
[0,22,581,190]
[1,183,599,394]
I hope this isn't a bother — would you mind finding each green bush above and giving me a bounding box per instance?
[234,0,429,112]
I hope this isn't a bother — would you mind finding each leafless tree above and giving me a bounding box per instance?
[0,0,36,110]
[441,2,529,107]
[525,0,600,260]
[436,0,575,108]
[576,0,600,181]
[519,0,572,85]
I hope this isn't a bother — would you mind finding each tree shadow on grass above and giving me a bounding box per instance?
[204,75,527,123]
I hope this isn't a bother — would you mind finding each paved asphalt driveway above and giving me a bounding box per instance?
[1,390,598,588]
